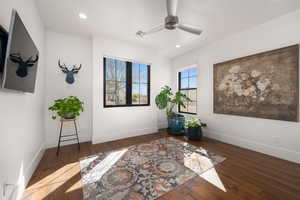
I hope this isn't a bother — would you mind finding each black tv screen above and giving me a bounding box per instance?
[2,10,39,93]
[0,25,8,74]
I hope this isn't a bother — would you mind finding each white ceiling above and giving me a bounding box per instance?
[36,0,300,58]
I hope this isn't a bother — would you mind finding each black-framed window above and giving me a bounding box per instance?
[178,68,197,114]
[104,57,150,107]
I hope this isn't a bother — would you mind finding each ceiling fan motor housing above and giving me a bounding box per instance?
[165,16,178,30]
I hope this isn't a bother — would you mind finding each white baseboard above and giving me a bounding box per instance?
[24,144,45,186]
[92,127,158,144]
[46,136,91,148]
[205,130,300,164]
[10,143,45,200]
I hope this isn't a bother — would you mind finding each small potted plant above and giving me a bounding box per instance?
[48,96,84,120]
[155,86,191,135]
[184,118,207,140]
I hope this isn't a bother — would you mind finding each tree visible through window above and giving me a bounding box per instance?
[132,63,148,105]
[105,58,126,105]
[178,68,197,114]
[104,57,150,107]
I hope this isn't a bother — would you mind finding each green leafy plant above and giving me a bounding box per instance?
[155,86,191,117]
[185,118,207,128]
[48,96,84,120]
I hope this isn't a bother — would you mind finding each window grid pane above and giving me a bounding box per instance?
[181,70,189,78]
[180,78,189,89]
[116,82,126,104]
[189,77,197,88]
[132,83,140,104]
[140,64,148,84]
[188,68,197,77]
[116,60,126,81]
[105,59,115,81]
[179,89,197,114]
[140,83,148,104]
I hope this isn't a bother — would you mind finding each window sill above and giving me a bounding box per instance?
[178,111,197,115]
[104,104,150,108]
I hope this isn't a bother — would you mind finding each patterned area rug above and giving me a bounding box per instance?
[79,137,226,200]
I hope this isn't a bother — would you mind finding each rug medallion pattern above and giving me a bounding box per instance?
[80,137,226,200]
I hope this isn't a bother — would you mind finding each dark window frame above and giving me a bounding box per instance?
[103,57,150,108]
[178,69,197,115]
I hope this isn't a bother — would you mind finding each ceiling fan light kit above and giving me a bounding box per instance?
[136,0,202,38]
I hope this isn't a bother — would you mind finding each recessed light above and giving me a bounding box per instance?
[79,13,87,20]
[175,44,181,48]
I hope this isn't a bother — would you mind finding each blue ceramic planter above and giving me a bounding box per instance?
[167,116,185,135]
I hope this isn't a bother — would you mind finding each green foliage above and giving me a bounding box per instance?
[155,86,191,117]
[48,96,84,120]
[155,86,172,109]
[185,118,206,128]
[185,118,207,128]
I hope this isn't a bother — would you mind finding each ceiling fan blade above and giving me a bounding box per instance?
[146,25,165,34]
[167,0,178,16]
[177,24,202,35]
[136,25,164,38]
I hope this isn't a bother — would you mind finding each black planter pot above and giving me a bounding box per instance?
[185,126,202,140]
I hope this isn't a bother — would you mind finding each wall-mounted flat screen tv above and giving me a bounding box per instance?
[1,10,39,93]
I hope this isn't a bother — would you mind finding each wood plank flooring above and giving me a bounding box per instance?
[22,130,300,200]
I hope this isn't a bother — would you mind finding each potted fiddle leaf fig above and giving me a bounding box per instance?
[155,86,191,135]
[48,96,84,120]
[184,118,207,140]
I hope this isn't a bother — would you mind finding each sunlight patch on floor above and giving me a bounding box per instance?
[184,151,226,192]
[200,167,227,192]
[81,148,128,184]
[26,162,79,191]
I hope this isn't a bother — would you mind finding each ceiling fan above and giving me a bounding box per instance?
[136,0,202,38]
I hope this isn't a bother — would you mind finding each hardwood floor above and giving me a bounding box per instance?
[22,130,300,200]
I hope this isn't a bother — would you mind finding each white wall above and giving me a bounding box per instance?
[44,30,93,147]
[92,37,171,144]
[0,0,45,199]
[172,9,300,163]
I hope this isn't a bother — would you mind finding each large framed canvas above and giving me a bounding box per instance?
[214,45,299,122]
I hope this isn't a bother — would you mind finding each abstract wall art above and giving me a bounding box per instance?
[214,45,299,122]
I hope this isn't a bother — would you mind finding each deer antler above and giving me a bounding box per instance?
[71,64,82,74]
[58,60,69,73]
[25,54,39,67]
[9,53,24,64]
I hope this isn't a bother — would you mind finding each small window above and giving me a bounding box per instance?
[178,67,197,114]
[104,57,150,107]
